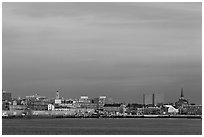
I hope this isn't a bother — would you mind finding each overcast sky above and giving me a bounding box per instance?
[2,2,202,104]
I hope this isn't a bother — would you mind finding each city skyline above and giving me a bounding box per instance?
[2,2,202,104]
[2,87,197,105]
[2,88,200,106]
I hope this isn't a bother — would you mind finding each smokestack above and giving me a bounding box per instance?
[152,93,155,106]
[181,88,184,99]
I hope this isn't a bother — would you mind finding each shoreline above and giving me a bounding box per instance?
[3,115,202,119]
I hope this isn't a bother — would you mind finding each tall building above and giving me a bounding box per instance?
[2,91,12,102]
[99,96,106,105]
[56,91,60,99]
[55,91,61,104]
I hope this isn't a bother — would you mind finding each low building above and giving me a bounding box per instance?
[61,99,75,104]
[2,110,25,116]
[9,105,27,111]
[137,107,161,115]
[119,104,127,113]
[77,102,98,109]
[104,98,114,104]
[28,100,50,111]
[103,104,121,114]
[182,105,202,115]
[2,101,10,110]
[126,103,143,115]
[162,105,178,114]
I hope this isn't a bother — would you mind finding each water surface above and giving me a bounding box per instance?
[2,118,202,135]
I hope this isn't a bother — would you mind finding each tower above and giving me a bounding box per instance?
[180,88,184,99]
[56,91,60,99]
[152,93,155,106]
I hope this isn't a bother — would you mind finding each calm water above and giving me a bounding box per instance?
[2,118,202,135]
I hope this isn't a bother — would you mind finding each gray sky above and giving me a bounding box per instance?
[2,2,202,104]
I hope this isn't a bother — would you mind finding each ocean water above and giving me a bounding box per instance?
[2,118,202,135]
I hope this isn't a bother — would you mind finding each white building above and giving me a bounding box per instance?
[48,104,55,111]
[55,99,62,104]
[79,96,89,103]
[163,105,178,114]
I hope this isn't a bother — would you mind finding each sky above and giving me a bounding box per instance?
[2,2,202,104]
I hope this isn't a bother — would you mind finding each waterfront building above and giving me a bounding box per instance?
[55,99,62,104]
[54,105,72,111]
[137,107,161,115]
[61,99,75,104]
[28,100,51,111]
[175,88,189,108]
[57,101,77,109]
[104,98,114,104]
[54,91,63,104]
[2,101,10,110]
[79,96,89,103]
[13,100,17,105]
[78,101,98,109]
[103,103,121,114]
[48,104,55,111]
[91,98,100,109]
[126,103,143,115]
[162,105,178,114]
[9,105,27,111]
[2,91,12,102]
[12,99,26,106]
[182,105,202,115]
[99,96,106,105]
[119,104,127,114]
